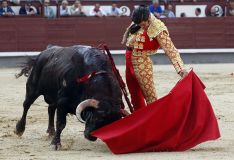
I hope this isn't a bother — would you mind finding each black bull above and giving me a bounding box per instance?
[15,45,123,150]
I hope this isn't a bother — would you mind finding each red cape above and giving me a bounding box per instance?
[92,70,220,154]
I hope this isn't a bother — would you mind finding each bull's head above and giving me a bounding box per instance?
[76,99,122,141]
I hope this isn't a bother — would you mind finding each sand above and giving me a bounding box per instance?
[0,63,234,160]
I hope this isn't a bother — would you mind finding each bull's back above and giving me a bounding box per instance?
[30,45,110,94]
[33,47,78,93]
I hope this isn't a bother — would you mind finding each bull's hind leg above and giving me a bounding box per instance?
[15,93,39,136]
[47,104,56,137]
[15,81,39,136]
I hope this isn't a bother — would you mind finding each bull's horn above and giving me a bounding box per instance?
[76,99,99,123]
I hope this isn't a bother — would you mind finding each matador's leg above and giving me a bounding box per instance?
[126,65,146,110]
[132,55,157,104]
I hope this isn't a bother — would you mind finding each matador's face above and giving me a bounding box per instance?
[138,20,150,30]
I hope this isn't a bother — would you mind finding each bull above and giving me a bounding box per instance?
[15,45,123,150]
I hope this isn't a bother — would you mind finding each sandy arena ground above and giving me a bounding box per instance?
[0,64,234,160]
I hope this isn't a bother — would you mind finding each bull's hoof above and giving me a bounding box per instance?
[50,138,62,150]
[14,130,24,137]
[46,128,55,137]
[15,121,25,136]
[50,143,62,151]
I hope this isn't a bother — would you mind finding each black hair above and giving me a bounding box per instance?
[131,5,150,25]
[129,24,141,34]
[196,8,201,13]
[180,12,186,17]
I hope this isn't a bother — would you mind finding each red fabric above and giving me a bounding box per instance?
[135,30,160,53]
[125,50,146,110]
[92,70,220,154]
[77,71,107,83]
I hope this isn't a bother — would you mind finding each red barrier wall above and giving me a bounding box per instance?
[0,16,233,52]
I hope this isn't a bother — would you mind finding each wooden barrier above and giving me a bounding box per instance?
[0,16,233,52]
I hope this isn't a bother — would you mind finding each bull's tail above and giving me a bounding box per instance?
[15,57,36,79]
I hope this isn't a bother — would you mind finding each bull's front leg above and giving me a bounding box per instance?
[50,97,68,150]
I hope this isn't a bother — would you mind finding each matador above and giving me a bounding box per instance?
[123,6,188,110]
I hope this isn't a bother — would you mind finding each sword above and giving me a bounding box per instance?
[102,44,134,113]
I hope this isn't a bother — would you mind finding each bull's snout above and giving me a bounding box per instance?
[84,130,97,141]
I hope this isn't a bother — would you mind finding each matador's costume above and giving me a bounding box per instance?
[125,15,184,110]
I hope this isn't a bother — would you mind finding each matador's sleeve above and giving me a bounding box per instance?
[156,31,184,73]
[147,14,184,73]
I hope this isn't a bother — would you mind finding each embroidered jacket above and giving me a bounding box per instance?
[126,14,184,73]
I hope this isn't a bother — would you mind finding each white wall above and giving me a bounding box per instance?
[176,5,207,17]
[12,5,129,16]
[68,5,130,16]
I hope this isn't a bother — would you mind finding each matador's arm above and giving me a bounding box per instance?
[146,14,185,73]
[156,31,185,74]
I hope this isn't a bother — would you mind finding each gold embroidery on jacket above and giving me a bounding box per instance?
[126,28,145,49]
[140,36,145,42]
[147,14,168,40]
[126,34,136,47]
[133,42,139,49]
[136,35,141,41]
[138,43,143,49]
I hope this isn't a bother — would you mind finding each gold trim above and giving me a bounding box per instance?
[136,35,141,41]
[126,28,145,48]
[126,34,136,47]
[133,42,139,49]
[138,43,143,49]
[147,14,169,40]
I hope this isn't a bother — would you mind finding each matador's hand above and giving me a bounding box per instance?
[179,69,188,78]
